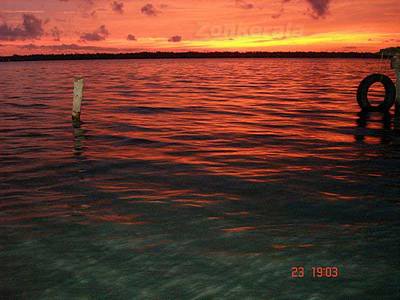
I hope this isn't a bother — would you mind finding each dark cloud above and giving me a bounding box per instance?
[141,4,159,16]
[127,34,136,41]
[0,14,44,41]
[80,25,109,41]
[235,0,254,9]
[168,35,182,43]
[89,10,97,18]
[306,0,331,18]
[20,43,134,53]
[111,1,124,14]
[278,0,331,19]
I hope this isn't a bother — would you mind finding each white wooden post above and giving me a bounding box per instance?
[391,55,400,112]
[72,77,84,123]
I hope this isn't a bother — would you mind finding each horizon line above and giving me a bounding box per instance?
[2,50,396,62]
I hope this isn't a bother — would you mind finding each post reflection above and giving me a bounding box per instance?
[355,111,393,144]
[72,122,87,158]
[394,111,400,133]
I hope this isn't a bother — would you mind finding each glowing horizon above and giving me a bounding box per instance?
[0,0,399,55]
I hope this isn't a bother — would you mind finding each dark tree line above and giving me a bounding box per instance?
[0,51,386,62]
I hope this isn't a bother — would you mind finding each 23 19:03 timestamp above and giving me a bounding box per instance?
[291,266,340,278]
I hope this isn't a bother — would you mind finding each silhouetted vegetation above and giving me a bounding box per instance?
[379,47,400,56]
[0,51,383,62]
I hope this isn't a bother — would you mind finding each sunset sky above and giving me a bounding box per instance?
[0,0,399,55]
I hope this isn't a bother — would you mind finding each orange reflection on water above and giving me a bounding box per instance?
[223,226,256,233]
[1,58,398,229]
[86,213,147,225]
[321,191,358,201]
[272,243,314,250]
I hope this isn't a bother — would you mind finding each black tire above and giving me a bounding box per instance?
[357,74,396,112]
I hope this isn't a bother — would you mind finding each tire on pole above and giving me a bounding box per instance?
[357,74,396,112]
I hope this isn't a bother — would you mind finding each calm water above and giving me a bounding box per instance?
[1,58,399,299]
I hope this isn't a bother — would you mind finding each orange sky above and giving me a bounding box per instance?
[0,0,399,55]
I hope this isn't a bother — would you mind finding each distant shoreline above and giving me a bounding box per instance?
[0,51,387,62]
